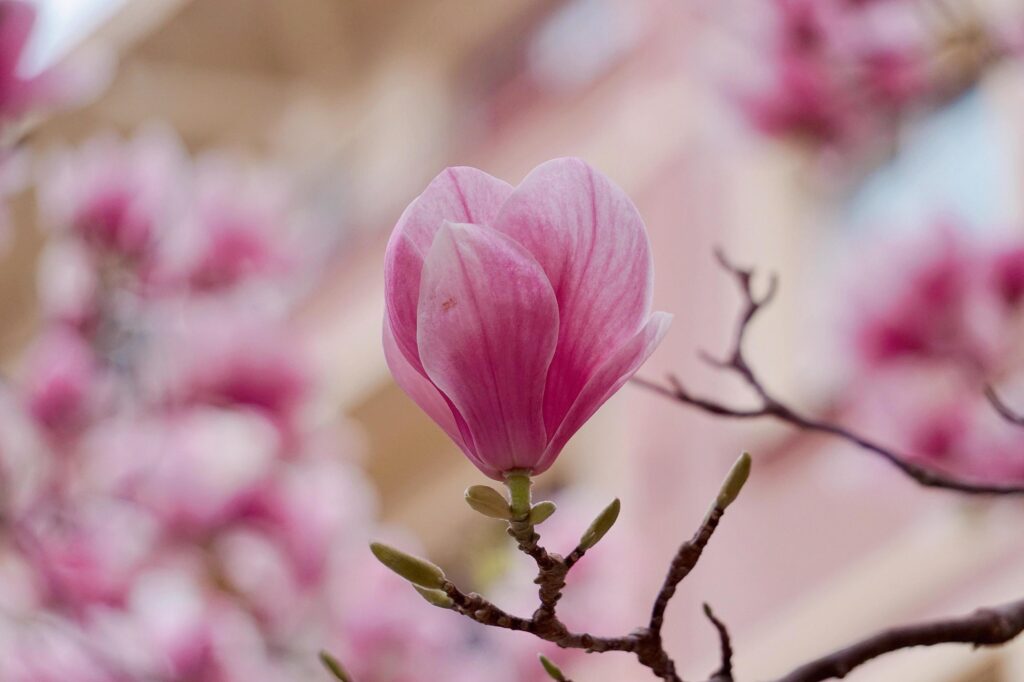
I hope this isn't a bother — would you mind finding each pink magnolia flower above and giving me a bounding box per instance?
[156,155,294,292]
[383,158,670,479]
[0,1,62,120]
[21,328,97,437]
[37,128,188,261]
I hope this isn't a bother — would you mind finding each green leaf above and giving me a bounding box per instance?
[369,542,446,589]
[528,501,557,525]
[465,485,513,520]
[579,498,620,550]
[319,650,352,681]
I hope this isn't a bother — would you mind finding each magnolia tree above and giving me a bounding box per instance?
[353,158,1024,682]
[3,1,1024,681]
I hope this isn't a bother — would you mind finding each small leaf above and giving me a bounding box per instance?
[319,650,352,681]
[716,452,752,510]
[370,542,446,589]
[413,584,454,609]
[538,654,568,681]
[465,485,513,519]
[579,498,620,550]
[528,501,557,525]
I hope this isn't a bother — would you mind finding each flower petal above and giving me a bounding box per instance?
[533,312,672,475]
[384,167,513,374]
[384,316,501,476]
[417,222,559,476]
[0,2,35,78]
[490,158,654,438]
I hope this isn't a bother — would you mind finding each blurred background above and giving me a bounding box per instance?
[2,0,1024,680]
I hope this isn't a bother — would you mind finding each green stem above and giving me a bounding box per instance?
[504,470,533,521]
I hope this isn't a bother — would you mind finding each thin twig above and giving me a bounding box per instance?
[438,485,738,681]
[703,604,734,682]
[985,385,1024,427]
[650,508,724,637]
[634,250,1024,496]
[769,597,1024,682]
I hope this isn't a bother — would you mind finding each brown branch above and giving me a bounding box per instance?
[435,479,739,681]
[703,604,734,682]
[769,597,1024,682]
[634,250,1024,496]
[650,508,724,637]
[985,386,1024,427]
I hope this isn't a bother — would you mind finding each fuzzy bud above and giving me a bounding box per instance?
[370,542,446,589]
[579,498,620,550]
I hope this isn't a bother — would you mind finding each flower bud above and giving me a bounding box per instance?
[370,542,446,589]
[528,501,557,525]
[538,654,568,681]
[413,584,454,609]
[464,484,512,519]
[319,651,352,682]
[383,159,671,481]
[716,452,752,510]
[579,498,620,550]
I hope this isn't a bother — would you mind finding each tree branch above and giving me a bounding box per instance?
[703,604,734,682]
[634,250,1024,496]
[769,597,1024,682]
[985,386,1024,427]
[432,464,743,682]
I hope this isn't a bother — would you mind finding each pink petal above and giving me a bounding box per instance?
[490,158,654,439]
[383,315,499,474]
[0,2,35,78]
[534,312,672,475]
[417,222,559,476]
[384,167,513,375]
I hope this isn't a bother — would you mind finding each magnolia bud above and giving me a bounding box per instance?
[579,498,620,550]
[716,452,752,510]
[529,501,557,525]
[413,584,454,609]
[370,542,446,589]
[465,485,513,519]
[319,651,352,681]
[538,654,568,681]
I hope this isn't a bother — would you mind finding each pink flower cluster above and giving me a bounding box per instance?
[843,224,1024,482]
[3,131,584,680]
[740,0,1021,151]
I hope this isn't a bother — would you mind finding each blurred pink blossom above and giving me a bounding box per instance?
[6,127,574,681]
[156,155,296,292]
[21,328,98,438]
[735,0,1009,153]
[843,224,1024,483]
[38,127,188,261]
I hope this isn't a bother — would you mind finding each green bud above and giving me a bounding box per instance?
[319,650,352,681]
[528,501,557,525]
[413,584,454,609]
[538,654,568,681]
[579,498,620,550]
[369,542,446,589]
[465,485,513,520]
[716,452,752,510]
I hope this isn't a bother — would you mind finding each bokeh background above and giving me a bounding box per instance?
[3,0,1024,680]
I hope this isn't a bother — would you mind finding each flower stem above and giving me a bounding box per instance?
[504,470,532,521]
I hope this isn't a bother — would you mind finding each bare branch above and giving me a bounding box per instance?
[650,507,725,637]
[770,597,1024,682]
[985,385,1024,427]
[703,603,734,682]
[634,252,1024,496]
